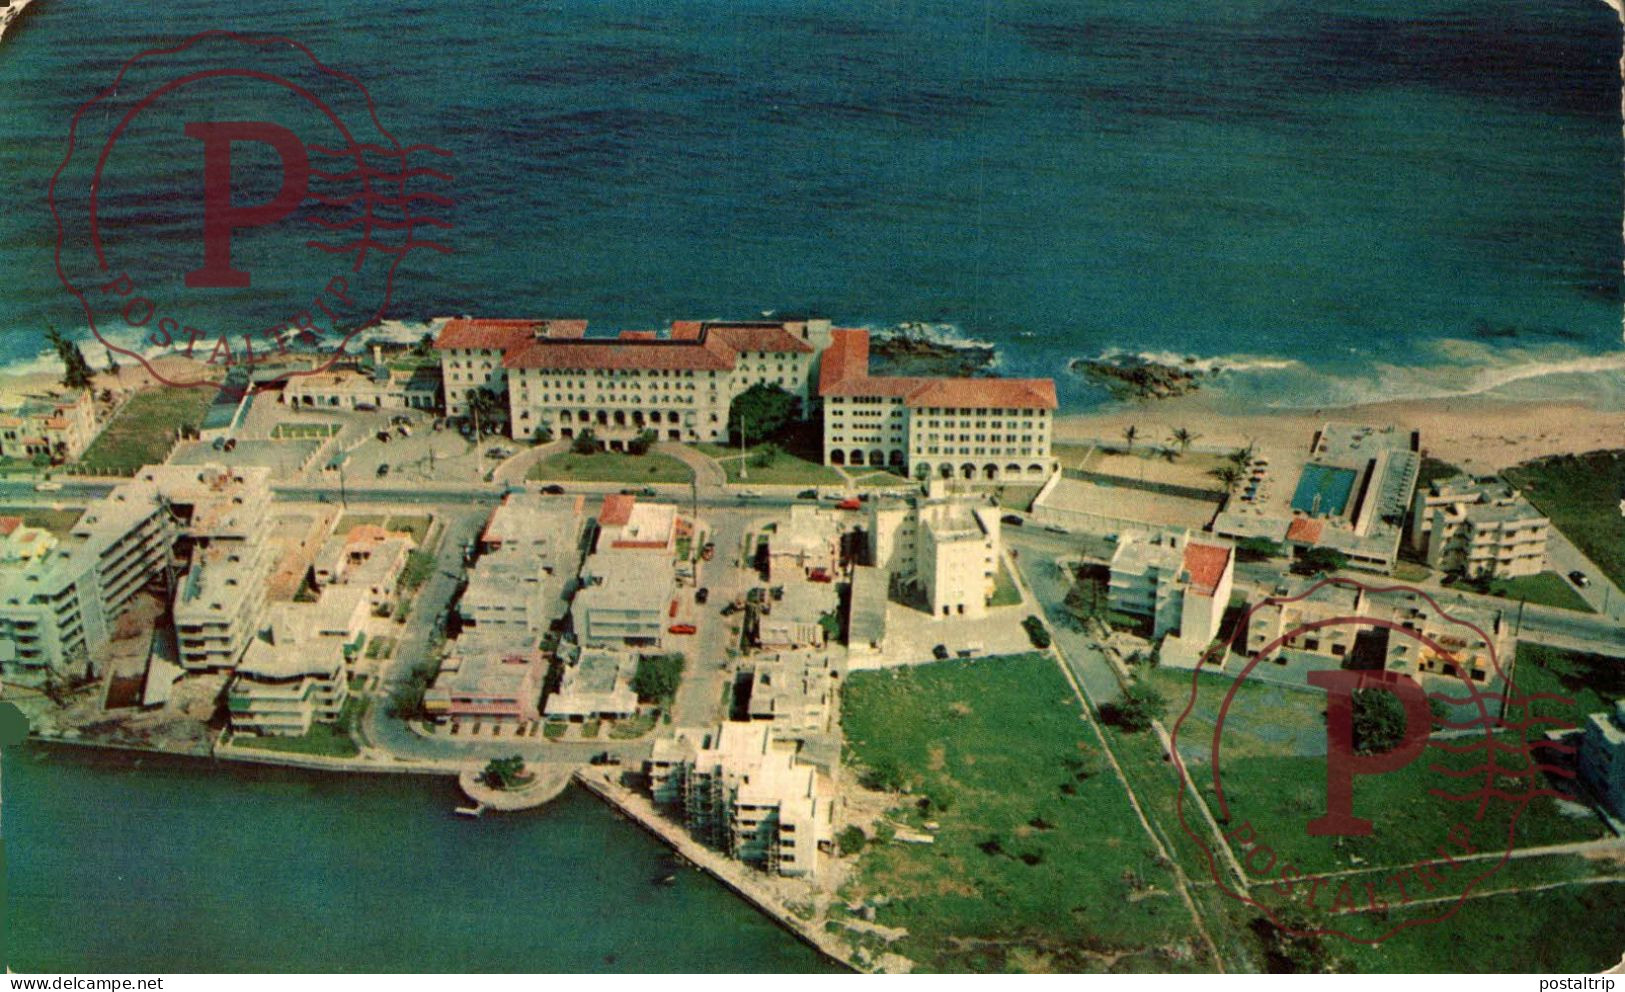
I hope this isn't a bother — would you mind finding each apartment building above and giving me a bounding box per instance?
[1578,700,1625,820]
[819,328,1056,482]
[422,637,545,725]
[1,480,172,683]
[0,388,96,462]
[543,645,638,722]
[226,617,349,737]
[460,495,585,634]
[865,484,1005,620]
[1409,476,1549,579]
[435,317,826,445]
[650,722,836,878]
[1245,580,1510,684]
[1109,529,1235,663]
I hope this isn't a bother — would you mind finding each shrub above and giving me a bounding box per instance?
[838,825,867,856]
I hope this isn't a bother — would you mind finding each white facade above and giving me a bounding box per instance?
[1108,529,1234,646]
[1411,476,1549,579]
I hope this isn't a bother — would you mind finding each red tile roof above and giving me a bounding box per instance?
[599,494,635,527]
[539,319,588,339]
[818,327,1056,409]
[0,516,21,537]
[1182,542,1232,597]
[707,323,814,355]
[505,337,736,372]
[671,321,703,340]
[1286,517,1324,545]
[433,318,542,351]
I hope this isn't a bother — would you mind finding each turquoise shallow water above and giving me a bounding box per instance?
[0,0,1619,407]
[2,745,837,972]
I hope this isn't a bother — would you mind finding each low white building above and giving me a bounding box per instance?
[1108,529,1235,659]
[544,646,639,722]
[227,622,349,737]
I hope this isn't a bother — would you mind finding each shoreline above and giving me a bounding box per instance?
[1054,390,1625,476]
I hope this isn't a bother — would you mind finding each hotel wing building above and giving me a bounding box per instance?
[817,328,1057,482]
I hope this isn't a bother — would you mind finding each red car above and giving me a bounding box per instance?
[836,498,861,511]
[668,623,697,635]
[808,568,832,583]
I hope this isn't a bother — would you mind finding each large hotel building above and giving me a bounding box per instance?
[437,317,1058,480]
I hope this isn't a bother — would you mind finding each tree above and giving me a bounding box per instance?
[45,327,95,391]
[1350,688,1410,755]
[413,332,435,357]
[465,386,503,437]
[531,426,554,443]
[1236,536,1284,563]
[1104,679,1165,732]
[1250,912,1346,974]
[480,755,527,790]
[726,383,800,445]
[1293,546,1349,576]
[749,441,782,469]
[104,348,120,378]
[627,428,657,456]
[1211,464,1243,494]
[631,653,685,703]
[1121,424,1138,453]
[571,428,601,455]
[1228,443,1255,468]
[837,825,867,856]
[1169,427,1199,455]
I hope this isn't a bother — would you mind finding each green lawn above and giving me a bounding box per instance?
[720,450,842,486]
[1155,665,1608,885]
[608,711,659,739]
[851,469,911,488]
[988,559,1023,607]
[1509,642,1625,729]
[528,450,693,484]
[1504,450,1625,590]
[840,654,1206,972]
[76,386,216,475]
[1479,571,1595,613]
[0,505,85,538]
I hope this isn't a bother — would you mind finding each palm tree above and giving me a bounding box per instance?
[1211,464,1243,495]
[1122,424,1138,454]
[1227,442,1255,468]
[1169,427,1199,456]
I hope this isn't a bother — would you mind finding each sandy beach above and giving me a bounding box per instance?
[1054,391,1625,474]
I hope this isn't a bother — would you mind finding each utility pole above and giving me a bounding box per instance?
[738,413,748,481]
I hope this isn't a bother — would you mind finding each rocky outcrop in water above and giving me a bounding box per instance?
[1070,355,1203,400]
[869,331,996,378]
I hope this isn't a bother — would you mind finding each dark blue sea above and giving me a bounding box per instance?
[0,0,1620,408]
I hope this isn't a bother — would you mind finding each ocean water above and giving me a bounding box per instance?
[0,0,1619,408]
[2,745,838,972]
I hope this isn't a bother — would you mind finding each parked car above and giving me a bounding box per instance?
[797,489,818,499]
[222,438,237,452]
[701,542,716,561]
[1001,513,1024,527]
[836,497,861,511]
[1569,570,1591,588]
[486,447,512,459]
[396,425,412,438]
[808,568,833,583]
[354,402,378,412]
[720,602,740,617]
[376,463,390,477]
[932,644,950,661]
[391,414,411,426]
[589,751,622,766]
[1022,615,1052,649]
[34,481,63,492]
[668,623,697,636]
[376,430,393,443]
[695,587,710,604]
[540,484,565,495]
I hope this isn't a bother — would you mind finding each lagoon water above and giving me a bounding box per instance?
[0,0,1619,407]
[2,745,837,972]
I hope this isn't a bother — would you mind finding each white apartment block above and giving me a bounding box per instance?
[819,328,1056,482]
[651,722,836,878]
[1409,476,1549,579]
[865,484,1005,620]
[226,622,349,737]
[1579,701,1625,820]
[435,317,826,446]
[1109,529,1235,652]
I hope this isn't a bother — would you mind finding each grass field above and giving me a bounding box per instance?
[0,505,85,537]
[528,451,693,484]
[1479,571,1594,613]
[840,654,1206,973]
[76,387,216,475]
[720,449,842,486]
[1504,450,1625,589]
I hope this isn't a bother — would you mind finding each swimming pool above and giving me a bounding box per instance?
[1291,463,1358,517]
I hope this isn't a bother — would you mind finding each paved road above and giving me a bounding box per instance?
[1006,533,1124,705]
[669,510,751,728]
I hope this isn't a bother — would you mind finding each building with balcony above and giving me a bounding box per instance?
[0,388,97,462]
[818,328,1056,482]
[1578,701,1625,820]
[226,618,349,737]
[1409,476,1549,579]
[1108,529,1235,656]
[422,636,545,725]
[646,722,836,878]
